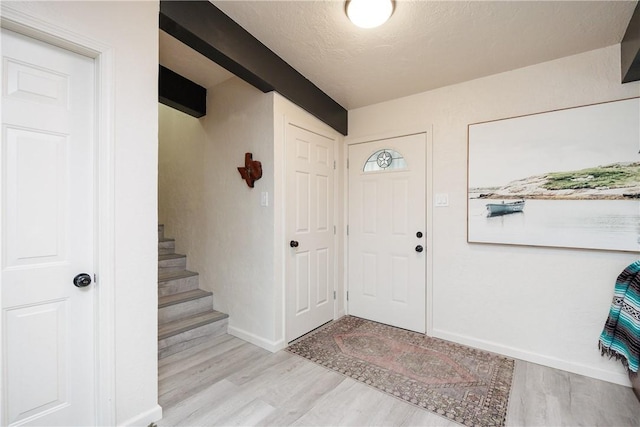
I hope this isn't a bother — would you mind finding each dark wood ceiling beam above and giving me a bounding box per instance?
[622,2,640,83]
[159,65,207,118]
[159,0,348,135]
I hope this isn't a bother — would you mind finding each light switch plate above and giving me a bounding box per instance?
[435,193,449,207]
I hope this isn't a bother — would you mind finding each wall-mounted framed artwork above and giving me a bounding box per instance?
[467,97,640,252]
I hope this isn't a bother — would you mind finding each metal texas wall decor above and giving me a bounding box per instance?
[237,152,262,188]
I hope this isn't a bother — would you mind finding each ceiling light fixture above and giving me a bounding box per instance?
[345,0,394,29]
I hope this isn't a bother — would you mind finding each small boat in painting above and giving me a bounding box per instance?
[486,200,525,216]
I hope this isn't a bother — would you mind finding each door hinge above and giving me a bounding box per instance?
[333,290,336,300]
[347,291,349,301]
[346,225,349,236]
[333,225,336,235]
[333,160,336,170]
[347,158,349,169]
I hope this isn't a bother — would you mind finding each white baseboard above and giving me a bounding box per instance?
[335,309,346,319]
[119,404,162,427]
[432,329,632,387]
[228,325,285,353]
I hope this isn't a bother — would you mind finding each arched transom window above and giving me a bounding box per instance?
[363,149,407,172]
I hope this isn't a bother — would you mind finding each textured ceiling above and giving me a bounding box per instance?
[161,0,638,110]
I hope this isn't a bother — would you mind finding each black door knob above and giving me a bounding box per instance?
[415,245,424,253]
[416,231,423,238]
[73,273,92,288]
[290,240,299,248]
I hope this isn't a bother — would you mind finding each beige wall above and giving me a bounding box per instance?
[159,78,279,347]
[348,45,640,386]
[4,1,161,424]
[159,81,345,351]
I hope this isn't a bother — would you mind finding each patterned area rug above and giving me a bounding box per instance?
[286,316,514,427]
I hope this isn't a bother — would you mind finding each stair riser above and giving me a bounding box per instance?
[159,266,187,275]
[158,241,175,255]
[158,256,185,268]
[158,257,186,272]
[159,275,199,296]
[159,295,214,325]
[158,318,228,359]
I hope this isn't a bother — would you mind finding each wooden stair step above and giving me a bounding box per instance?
[158,270,199,297]
[159,253,185,262]
[159,289,212,308]
[156,224,229,359]
[158,253,187,272]
[158,238,175,255]
[158,289,214,325]
[158,310,229,341]
[158,269,198,283]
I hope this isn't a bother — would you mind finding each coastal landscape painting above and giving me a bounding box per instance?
[468,97,640,252]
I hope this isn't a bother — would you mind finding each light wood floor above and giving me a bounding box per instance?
[158,333,640,426]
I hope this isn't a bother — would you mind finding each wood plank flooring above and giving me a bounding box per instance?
[158,334,640,426]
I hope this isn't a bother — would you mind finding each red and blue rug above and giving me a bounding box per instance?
[286,316,514,426]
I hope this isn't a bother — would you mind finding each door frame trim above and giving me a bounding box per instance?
[1,5,117,424]
[344,128,434,336]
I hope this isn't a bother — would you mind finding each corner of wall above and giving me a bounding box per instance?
[227,324,286,353]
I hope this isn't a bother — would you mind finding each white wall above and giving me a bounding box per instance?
[158,104,207,252]
[159,83,345,351]
[159,78,280,349]
[4,1,161,425]
[203,78,278,347]
[348,45,640,386]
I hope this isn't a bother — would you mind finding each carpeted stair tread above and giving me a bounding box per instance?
[158,269,198,282]
[159,253,185,261]
[159,289,212,308]
[159,237,175,243]
[159,310,229,341]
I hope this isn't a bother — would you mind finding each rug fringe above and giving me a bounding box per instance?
[599,341,638,377]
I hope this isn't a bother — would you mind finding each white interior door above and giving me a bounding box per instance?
[1,29,96,426]
[285,124,335,342]
[348,133,426,333]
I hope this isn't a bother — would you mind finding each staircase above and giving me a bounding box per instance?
[157,224,228,359]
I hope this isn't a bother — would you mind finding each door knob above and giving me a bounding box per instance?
[290,240,299,248]
[415,245,424,253]
[73,273,92,288]
[416,231,423,238]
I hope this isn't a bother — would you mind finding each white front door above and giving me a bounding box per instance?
[348,133,426,333]
[1,29,96,426]
[285,124,335,342]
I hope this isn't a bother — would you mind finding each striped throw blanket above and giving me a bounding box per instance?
[599,260,640,374]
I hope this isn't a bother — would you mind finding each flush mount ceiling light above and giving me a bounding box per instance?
[345,0,395,29]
